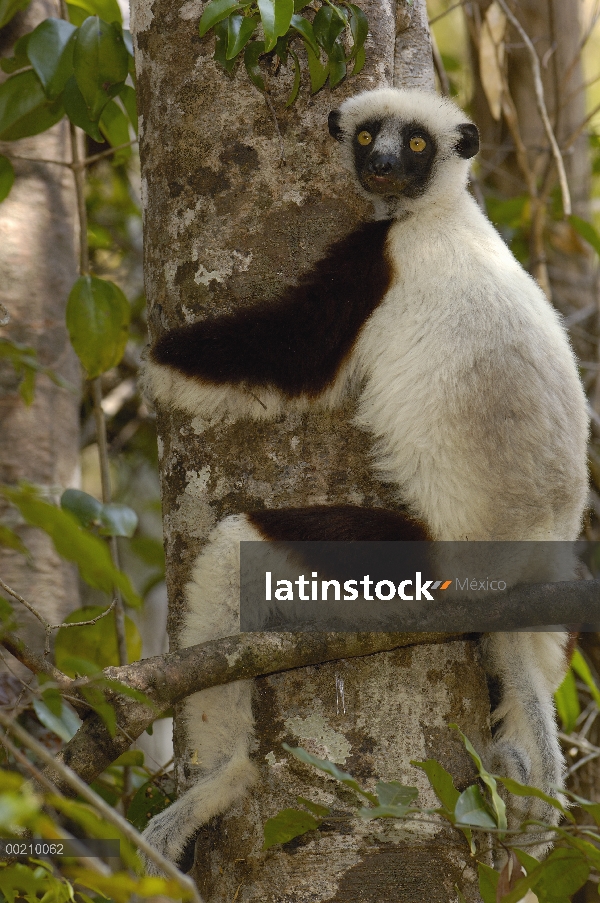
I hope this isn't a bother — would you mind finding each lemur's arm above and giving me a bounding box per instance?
[145,220,393,421]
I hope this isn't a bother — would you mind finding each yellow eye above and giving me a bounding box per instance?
[410,136,427,153]
[357,130,372,146]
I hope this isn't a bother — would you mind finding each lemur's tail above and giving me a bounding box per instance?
[141,750,258,875]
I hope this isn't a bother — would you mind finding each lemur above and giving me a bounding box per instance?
[142,88,589,868]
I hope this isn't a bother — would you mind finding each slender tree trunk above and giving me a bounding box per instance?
[131,0,490,897]
[0,0,81,652]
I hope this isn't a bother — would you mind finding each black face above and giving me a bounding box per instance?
[350,117,438,198]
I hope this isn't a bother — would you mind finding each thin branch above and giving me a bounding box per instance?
[0,712,203,903]
[0,576,117,632]
[3,141,138,171]
[91,379,128,667]
[431,29,450,96]
[428,0,468,26]
[495,0,571,216]
[83,140,137,167]
[0,576,48,627]
[69,122,90,275]
[0,631,73,689]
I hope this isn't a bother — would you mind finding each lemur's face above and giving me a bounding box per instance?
[328,106,479,200]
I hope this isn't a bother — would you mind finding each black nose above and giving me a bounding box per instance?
[367,153,397,175]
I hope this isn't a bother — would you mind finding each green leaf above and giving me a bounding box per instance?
[119,83,138,134]
[66,275,130,378]
[73,16,128,121]
[571,647,600,707]
[98,503,138,538]
[312,4,346,54]
[199,0,241,37]
[257,0,293,49]
[478,861,498,903]
[496,775,572,821]
[127,778,175,832]
[454,784,497,828]
[60,487,103,528]
[67,0,122,24]
[61,490,140,539]
[569,215,600,257]
[0,70,64,141]
[296,796,330,817]
[27,18,77,100]
[283,744,377,803]
[263,808,319,849]
[0,33,32,74]
[532,848,589,903]
[226,14,259,59]
[346,2,367,56]
[33,697,82,742]
[554,666,580,733]
[375,781,419,808]
[214,18,238,73]
[359,803,413,820]
[411,759,459,813]
[289,14,319,55]
[562,789,600,826]
[244,40,266,91]
[306,43,328,93]
[286,47,301,106]
[328,40,346,88]
[451,725,507,832]
[63,74,104,141]
[0,524,27,555]
[99,99,132,164]
[55,605,142,675]
[1,485,140,606]
[351,43,365,75]
[0,0,30,29]
[113,750,145,767]
[0,336,70,404]
[0,155,15,203]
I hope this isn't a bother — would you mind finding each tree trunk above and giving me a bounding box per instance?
[0,0,81,650]
[131,0,490,897]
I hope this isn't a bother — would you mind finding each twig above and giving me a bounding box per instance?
[4,141,138,172]
[82,140,138,167]
[430,29,450,96]
[0,576,48,627]
[0,712,204,903]
[0,576,118,656]
[428,0,468,26]
[91,379,128,667]
[264,91,286,165]
[69,122,90,275]
[495,0,571,216]
[0,631,72,689]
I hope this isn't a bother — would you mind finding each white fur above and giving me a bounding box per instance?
[143,88,589,865]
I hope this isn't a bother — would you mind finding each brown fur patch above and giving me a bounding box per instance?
[150,220,393,398]
[248,505,429,541]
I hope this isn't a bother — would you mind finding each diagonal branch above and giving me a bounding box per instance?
[44,577,600,791]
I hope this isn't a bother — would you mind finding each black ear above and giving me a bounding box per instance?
[455,123,479,159]
[328,109,344,142]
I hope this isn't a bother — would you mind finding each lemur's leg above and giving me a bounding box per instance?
[142,505,426,870]
[482,631,568,849]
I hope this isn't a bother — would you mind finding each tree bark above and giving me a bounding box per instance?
[130,0,490,897]
[0,0,81,651]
